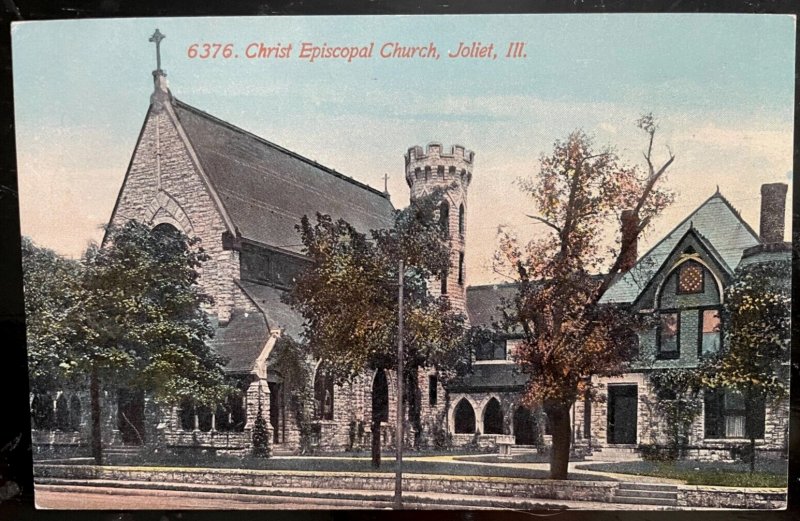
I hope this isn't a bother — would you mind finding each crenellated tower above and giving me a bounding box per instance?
[405,143,474,314]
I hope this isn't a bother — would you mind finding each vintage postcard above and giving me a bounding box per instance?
[13,14,794,510]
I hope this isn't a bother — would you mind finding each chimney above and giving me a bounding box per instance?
[619,209,639,272]
[759,183,788,244]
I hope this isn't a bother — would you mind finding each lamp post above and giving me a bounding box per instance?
[394,259,404,510]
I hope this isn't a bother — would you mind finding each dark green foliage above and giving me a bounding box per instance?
[251,395,271,458]
[577,460,786,487]
[287,188,472,385]
[645,368,702,460]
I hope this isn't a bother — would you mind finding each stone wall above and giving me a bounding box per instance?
[35,464,787,509]
[109,105,240,324]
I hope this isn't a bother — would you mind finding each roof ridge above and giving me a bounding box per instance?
[624,190,758,274]
[171,98,391,201]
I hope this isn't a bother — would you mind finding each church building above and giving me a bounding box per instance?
[30,31,790,462]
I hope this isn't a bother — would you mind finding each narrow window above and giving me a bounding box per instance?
[439,202,450,237]
[677,261,704,294]
[458,204,465,236]
[583,397,592,439]
[700,309,721,356]
[424,166,431,181]
[458,252,465,285]
[428,375,438,406]
[657,312,680,359]
[438,165,445,179]
[440,272,448,295]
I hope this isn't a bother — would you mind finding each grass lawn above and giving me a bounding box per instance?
[98,452,613,481]
[575,460,787,487]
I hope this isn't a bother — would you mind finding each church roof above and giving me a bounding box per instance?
[466,283,519,331]
[171,99,396,254]
[212,311,268,374]
[238,281,305,340]
[601,192,760,304]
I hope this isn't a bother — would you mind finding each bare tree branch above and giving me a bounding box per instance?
[525,214,562,233]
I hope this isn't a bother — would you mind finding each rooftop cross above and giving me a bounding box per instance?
[149,28,166,74]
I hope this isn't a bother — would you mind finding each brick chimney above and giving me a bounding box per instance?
[619,209,639,272]
[759,183,788,244]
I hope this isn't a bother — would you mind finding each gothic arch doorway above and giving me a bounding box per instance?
[483,398,503,434]
[513,406,537,445]
[454,398,476,434]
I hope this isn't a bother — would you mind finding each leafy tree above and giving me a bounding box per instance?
[269,336,316,454]
[494,114,675,479]
[22,238,84,394]
[702,259,791,472]
[24,221,231,464]
[287,189,473,467]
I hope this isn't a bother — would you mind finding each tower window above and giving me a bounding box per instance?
[439,202,450,237]
[448,166,455,179]
[459,204,465,236]
[415,167,421,181]
[438,165,444,179]
[424,166,431,181]
[441,272,448,295]
[458,252,464,285]
[678,261,704,294]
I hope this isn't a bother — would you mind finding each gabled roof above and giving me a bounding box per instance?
[631,226,733,309]
[171,99,396,254]
[601,192,760,304]
[238,280,305,340]
[212,311,268,374]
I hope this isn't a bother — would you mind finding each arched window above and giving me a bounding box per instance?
[439,202,450,237]
[31,393,55,431]
[454,399,476,434]
[314,366,335,421]
[458,204,465,236]
[55,394,70,431]
[180,398,196,431]
[372,369,389,424]
[483,398,503,434]
[69,395,82,431]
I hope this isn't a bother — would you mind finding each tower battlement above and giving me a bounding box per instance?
[405,143,474,190]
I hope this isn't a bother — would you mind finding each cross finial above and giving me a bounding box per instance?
[149,29,166,74]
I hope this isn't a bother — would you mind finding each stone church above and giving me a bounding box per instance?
[30,34,790,462]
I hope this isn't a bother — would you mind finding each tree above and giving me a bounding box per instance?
[702,259,791,472]
[494,114,675,479]
[288,189,472,467]
[24,221,231,464]
[644,368,702,459]
[22,238,84,395]
[252,393,271,458]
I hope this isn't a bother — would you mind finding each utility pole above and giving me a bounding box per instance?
[394,259,404,510]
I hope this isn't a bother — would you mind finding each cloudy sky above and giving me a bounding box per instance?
[13,14,795,286]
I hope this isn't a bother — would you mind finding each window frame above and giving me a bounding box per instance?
[656,310,681,360]
[697,306,723,358]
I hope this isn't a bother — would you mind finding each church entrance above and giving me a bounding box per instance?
[607,384,638,444]
[117,389,145,445]
[268,382,284,444]
[513,406,537,445]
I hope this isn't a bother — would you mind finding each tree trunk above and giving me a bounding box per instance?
[547,402,571,480]
[371,420,381,469]
[90,368,102,465]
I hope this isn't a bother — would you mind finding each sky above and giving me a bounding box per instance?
[12,14,796,286]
